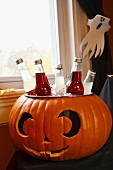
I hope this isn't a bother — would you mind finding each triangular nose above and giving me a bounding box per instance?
[44,135,50,142]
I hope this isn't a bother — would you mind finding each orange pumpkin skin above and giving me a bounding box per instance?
[9,94,112,161]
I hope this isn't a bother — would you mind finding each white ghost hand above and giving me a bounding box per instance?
[80,15,111,59]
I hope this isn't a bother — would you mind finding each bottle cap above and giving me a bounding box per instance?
[34,59,42,65]
[74,58,82,63]
[56,64,63,70]
[16,58,23,64]
[87,70,96,76]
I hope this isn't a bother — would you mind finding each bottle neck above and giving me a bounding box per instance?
[17,62,28,70]
[35,64,44,73]
[70,62,82,82]
[70,71,82,82]
[55,68,63,77]
[35,64,46,84]
[17,62,33,80]
[83,71,96,83]
[71,62,82,72]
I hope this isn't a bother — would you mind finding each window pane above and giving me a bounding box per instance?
[0,0,57,76]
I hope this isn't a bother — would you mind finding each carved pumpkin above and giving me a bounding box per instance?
[9,94,112,161]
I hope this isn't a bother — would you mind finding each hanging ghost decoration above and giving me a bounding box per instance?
[80,15,111,59]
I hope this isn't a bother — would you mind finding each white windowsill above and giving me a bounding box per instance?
[0,89,25,125]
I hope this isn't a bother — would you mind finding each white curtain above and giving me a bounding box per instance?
[57,0,92,80]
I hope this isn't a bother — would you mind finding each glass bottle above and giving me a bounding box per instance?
[34,59,51,96]
[54,64,65,93]
[16,58,35,95]
[66,58,84,95]
[83,70,96,94]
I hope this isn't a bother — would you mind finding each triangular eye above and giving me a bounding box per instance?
[18,112,33,135]
[58,110,81,138]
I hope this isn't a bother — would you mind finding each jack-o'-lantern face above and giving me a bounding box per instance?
[9,94,112,161]
[18,109,80,160]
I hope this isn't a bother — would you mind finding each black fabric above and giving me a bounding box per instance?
[99,77,113,163]
[6,146,113,170]
[78,0,113,95]
[77,0,104,19]
[100,77,113,116]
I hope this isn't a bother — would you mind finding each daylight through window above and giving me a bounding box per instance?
[0,0,58,76]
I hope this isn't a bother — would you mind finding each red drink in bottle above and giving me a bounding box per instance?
[35,72,51,96]
[66,58,84,95]
[67,71,84,95]
[34,59,51,96]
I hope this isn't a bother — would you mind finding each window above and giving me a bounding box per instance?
[0,0,59,89]
[0,0,90,90]
[0,0,59,76]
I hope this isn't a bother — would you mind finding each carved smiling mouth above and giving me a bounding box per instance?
[24,145,69,158]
